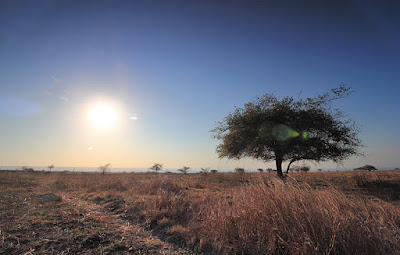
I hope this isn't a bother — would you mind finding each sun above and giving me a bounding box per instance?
[88,103,118,129]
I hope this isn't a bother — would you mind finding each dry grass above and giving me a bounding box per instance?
[1,170,400,254]
[192,180,400,254]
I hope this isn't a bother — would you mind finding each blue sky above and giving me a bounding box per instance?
[0,0,399,170]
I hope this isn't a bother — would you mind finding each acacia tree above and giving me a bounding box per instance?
[178,166,190,174]
[99,163,111,175]
[292,165,311,172]
[150,163,163,174]
[48,165,55,172]
[354,165,377,171]
[212,85,362,179]
[200,167,210,174]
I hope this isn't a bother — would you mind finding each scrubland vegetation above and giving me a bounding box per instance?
[1,170,400,254]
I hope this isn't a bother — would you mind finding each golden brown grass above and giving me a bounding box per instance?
[192,180,400,254]
[1,170,400,254]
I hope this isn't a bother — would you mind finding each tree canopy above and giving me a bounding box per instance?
[178,166,190,174]
[48,165,55,171]
[99,163,111,175]
[150,163,163,173]
[354,165,377,171]
[212,85,362,178]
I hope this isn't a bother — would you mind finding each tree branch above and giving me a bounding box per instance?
[286,158,297,174]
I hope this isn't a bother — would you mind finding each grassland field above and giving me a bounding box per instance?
[1,170,400,254]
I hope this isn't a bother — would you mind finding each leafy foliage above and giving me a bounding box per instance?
[178,166,190,174]
[354,165,377,171]
[200,167,210,174]
[149,163,163,173]
[22,166,35,172]
[291,164,311,172]
[212,85,362,178]
[234,167,245,173]
[99,163,111,175]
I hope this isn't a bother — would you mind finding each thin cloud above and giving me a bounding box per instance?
[44,90,53,96]
[51,76,62,83]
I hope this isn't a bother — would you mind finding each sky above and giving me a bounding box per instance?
[0,0,399,171]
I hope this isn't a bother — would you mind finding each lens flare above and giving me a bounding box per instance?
[271,124,300,141]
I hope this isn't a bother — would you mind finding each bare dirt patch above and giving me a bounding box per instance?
[0,172,194,254]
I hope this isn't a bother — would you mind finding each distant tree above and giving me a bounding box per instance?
[294,166,312,172]
[99,163,111,175]
[354,165,377,171]
[22,166,34,172]
[267,168,273,173]
[200,167,210,174]
[234,167,245,174]
[395,168,399,171]
[298,165,311,172]
[210,169,218,174]
[212,85,362,179]
[48,165,55,172]
[257,168,264,173]
[149,163,163,174]
[318,168,322,172]
[178,166,190,174]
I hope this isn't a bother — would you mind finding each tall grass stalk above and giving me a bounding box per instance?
[192,180,400,254]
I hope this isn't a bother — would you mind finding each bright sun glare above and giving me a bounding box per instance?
[88,103,118,129]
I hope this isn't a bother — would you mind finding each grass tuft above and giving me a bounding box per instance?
[191,180,400,254]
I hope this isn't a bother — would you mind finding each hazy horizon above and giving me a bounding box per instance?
[1,164,398,173]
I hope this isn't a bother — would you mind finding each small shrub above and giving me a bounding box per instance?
[100,179,127,192]
[200,168,210,175]
[234,167,245,174]
[136,176,182,195]
[22,166,35,172]
[52,179,69,190]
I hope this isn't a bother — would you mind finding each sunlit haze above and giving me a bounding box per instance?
[0,1,399,171]
[88,102,118,130]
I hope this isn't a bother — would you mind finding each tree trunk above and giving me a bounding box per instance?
[276,156,284,179]
[286,159,296,174]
